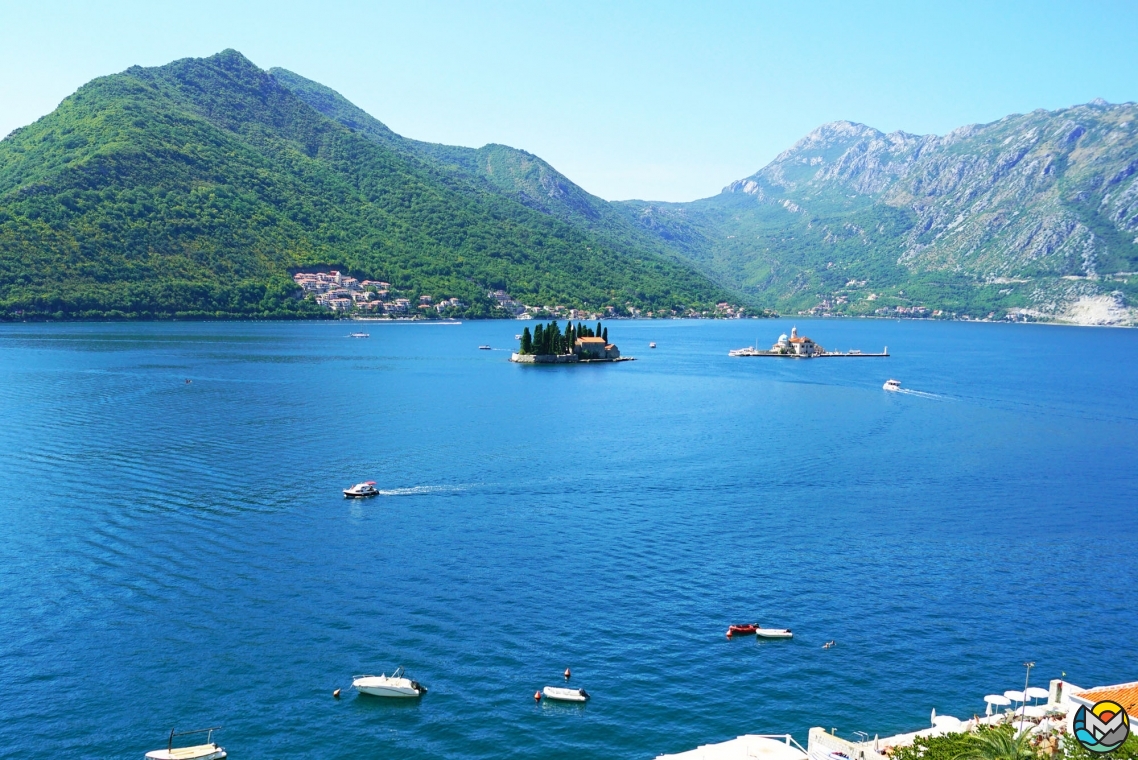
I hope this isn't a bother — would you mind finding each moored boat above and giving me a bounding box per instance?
[542,686,589,702]
[343,481,379,498]
[352,667,427,698]
[145,728,226,760]
[755,627,793,639]
[726,624,758,637]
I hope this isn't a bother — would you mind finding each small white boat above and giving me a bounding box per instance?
[352,667,427,698]
[649,342,657,348]
[755,627,793,639]
[348,332,370,338]
[146,728,226,760]
[883,379,901,392]
[515,334,523,340]
[343,481,379,498]
[478,345,492,350]
[542,686,589,702]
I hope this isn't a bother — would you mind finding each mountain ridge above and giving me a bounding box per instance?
[0,50,736,320]
[618,101,1138,325]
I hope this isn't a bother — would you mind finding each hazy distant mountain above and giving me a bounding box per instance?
[0,50,731,320]
[618,103,1138,325]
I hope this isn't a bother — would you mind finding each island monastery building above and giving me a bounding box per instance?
[774,326,821,356]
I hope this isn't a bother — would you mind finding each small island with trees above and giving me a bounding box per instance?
[510,321,634,364]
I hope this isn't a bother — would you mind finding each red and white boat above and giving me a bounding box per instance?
[726,624,758,638]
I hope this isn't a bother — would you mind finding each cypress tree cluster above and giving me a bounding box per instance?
[516,321,607,355]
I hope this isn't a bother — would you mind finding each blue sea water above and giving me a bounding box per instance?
[1,318,1136,759]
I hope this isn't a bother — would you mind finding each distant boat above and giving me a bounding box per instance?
[542,686,589,702]
[515,334,523,340]
[343,481,379,498]
[726,624,758,637]
[348,332,370,338]
[883,379,901,392]
[478,345,492,350]
[146,728,226,760]
[353,667,427,698]
[649,342,657,348]
[755,627,793,639]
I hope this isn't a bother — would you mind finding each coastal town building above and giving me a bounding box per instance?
[657,675,1138,760]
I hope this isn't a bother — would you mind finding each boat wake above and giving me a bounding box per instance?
[376,484,469,497]
[895,388,946,401]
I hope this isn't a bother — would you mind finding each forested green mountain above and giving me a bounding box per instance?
[0,50,733,320]
[617,106,1138,325]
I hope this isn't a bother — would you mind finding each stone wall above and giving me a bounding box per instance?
[510,353,579,364]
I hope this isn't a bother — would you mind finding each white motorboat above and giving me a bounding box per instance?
[352,667,427,698]
[543,686,589,702]
[755,628,793,639]
[478,345,492,350]
[883,379,902,392]
[343,481,379,498]
[348,332,370,338]
[649,342,657,348]
[146,728,226,760]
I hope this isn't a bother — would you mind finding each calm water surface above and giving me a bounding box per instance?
[1,319,1136,759]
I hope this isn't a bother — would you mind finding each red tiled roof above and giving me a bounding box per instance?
[577,337,606,344]
[1073,682,1138,716]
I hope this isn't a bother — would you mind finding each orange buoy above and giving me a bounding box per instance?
[564,668,571,680]
[333,688,341,698]
[534,690,542,702]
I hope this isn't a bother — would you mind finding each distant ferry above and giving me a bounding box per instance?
[348,332,370,338]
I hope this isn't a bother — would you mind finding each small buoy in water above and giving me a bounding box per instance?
[534,691,542,702]
[564,668,571,680]
[333,688,341,698]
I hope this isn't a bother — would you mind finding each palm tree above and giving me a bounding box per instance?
[955,727,1036,760]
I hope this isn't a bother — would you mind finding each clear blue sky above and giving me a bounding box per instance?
[2,1,1137,201]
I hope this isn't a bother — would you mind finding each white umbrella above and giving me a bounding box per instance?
[1025,686,1049,702]
[931,708,937,726]
[986,702,993,717]
[934,716,964,734]
[986,694,1012,706]
[1004,690,1026,702]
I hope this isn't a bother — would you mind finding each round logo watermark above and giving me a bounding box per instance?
[1071,700,1130,753]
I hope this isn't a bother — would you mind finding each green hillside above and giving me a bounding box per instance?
[618,109,1138,325]
[269,68,719,280]
[0,50,734,320]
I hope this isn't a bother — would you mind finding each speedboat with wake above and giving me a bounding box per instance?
[145,728,226,760]
[352,667,427,697]
[343,481,379,498]
[883,379,901,392]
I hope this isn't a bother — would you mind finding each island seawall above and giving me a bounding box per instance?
[510,353,579,363]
